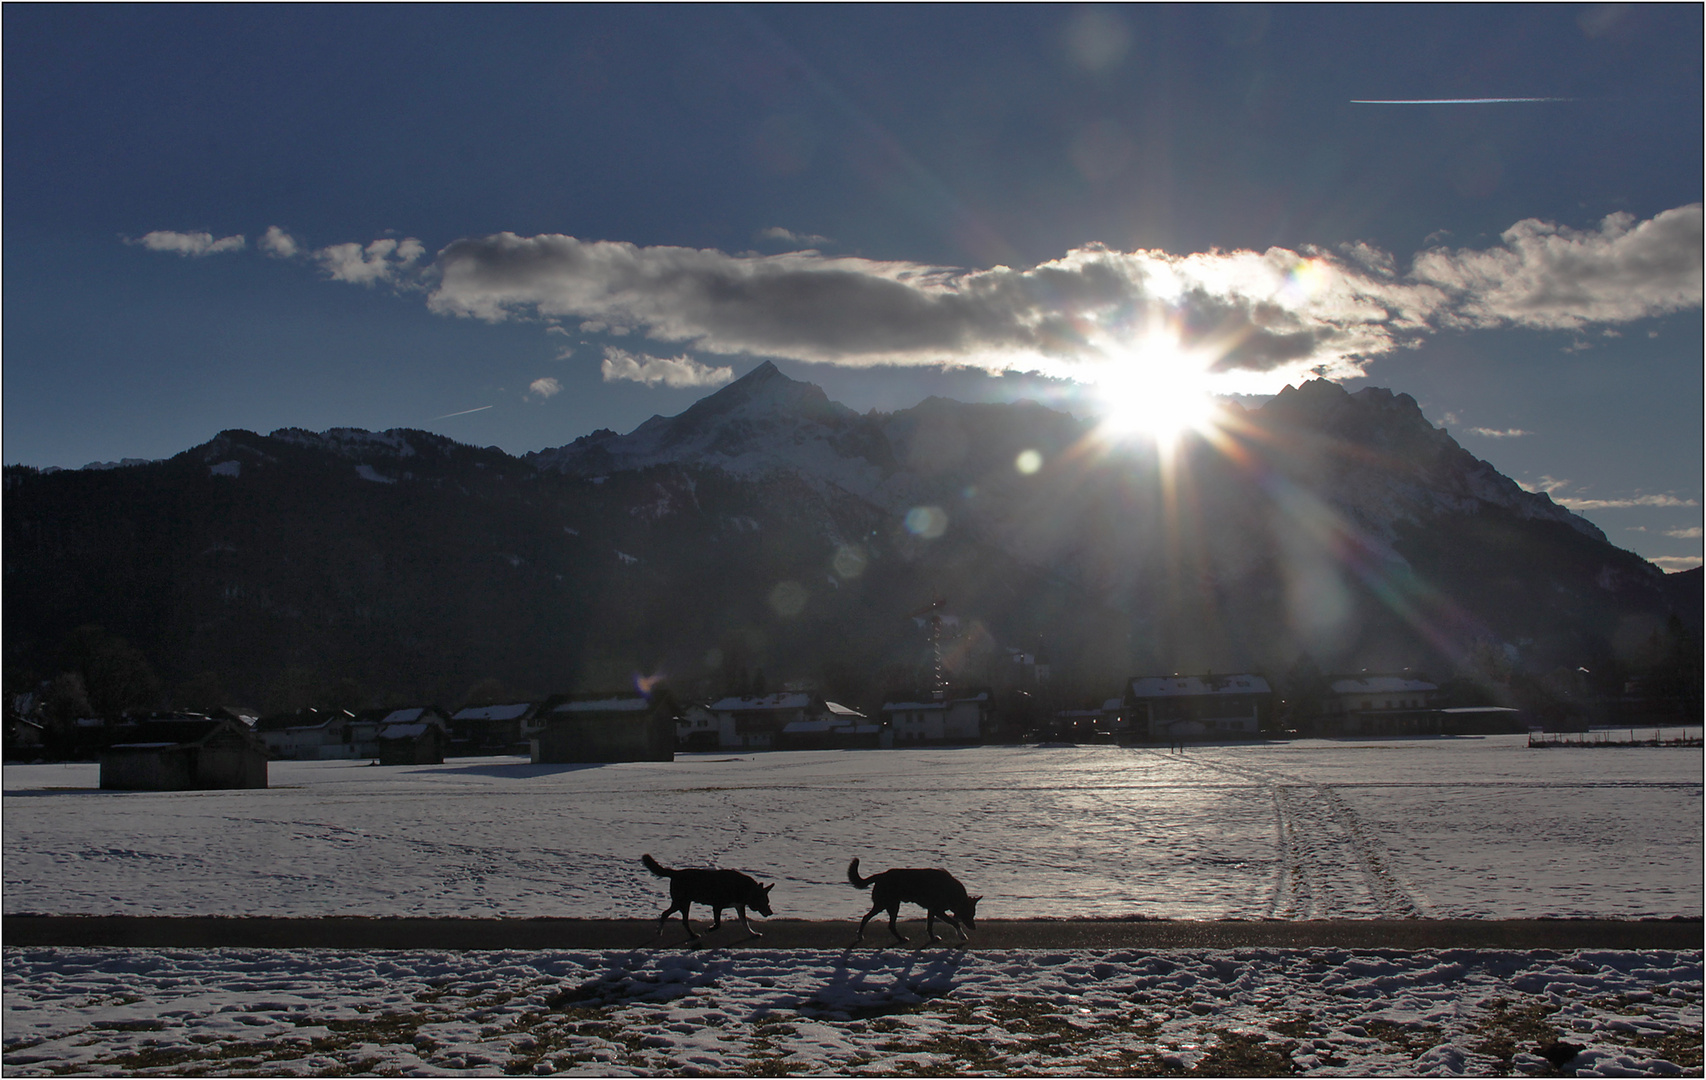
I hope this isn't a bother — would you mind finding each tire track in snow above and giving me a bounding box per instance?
[1147,750,1423,919]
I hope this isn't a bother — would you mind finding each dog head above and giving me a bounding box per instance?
[749,880,776,917]
[957,895,981,930]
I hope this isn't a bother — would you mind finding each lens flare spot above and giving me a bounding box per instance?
[767,580,808,618]
[904,505,949,539]
[832,544,868,579]
[1015,449,1043,474]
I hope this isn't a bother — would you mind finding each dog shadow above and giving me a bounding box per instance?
[799,948,969,1020]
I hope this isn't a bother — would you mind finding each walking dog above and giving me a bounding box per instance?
[641,854,774,941]
[847,858,980,944]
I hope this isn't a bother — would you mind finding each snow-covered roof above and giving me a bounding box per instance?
[1438,706,1520,714]
[381,708,427,725]
[1330,677,1438,695]
[709,693,813,712]
[1128,675,1271,698]
[824,701,866,718]
[553,697,651,714]
[1101,699,1125,712]
[378,723,436,740]
[107,742,181,750]
[453,703,533,721]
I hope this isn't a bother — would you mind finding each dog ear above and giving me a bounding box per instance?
[969,895,983,903]
[764,883,775,893]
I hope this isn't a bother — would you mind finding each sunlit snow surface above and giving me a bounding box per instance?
[5,739,1703,1076]
[5,738,1701,920]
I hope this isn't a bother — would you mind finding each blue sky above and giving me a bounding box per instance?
[4,5,1700,567]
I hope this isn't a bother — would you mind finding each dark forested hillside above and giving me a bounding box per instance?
[5,369,1698,717]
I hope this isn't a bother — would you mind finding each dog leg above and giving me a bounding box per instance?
[679,903,699,941]
[887,906,908,944]
[855,906,881,944]
[709,906,724,933]
[736,904,762,938]
[925,912,941,943]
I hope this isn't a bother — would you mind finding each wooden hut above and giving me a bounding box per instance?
[100,717,268,790]
[533,693,676,764]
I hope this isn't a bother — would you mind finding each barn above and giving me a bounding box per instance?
[100,717,269,791]
[533,693,676,764]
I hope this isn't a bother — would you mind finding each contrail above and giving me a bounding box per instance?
[432,405,494,420]
[1351,97,1577,104]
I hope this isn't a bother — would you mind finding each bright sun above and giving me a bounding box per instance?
[1092,337,1221,448]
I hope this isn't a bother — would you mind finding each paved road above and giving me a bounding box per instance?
[5,916,1699,951]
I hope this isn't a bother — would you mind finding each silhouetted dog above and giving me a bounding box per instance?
[847,858,980,944]
[641,853,774,941]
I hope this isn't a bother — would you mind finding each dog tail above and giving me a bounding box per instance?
[847,858,872,889]
[641,854,675,878]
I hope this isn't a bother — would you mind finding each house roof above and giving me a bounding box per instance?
[1128,675,1271,698]
[105,718,258,750]
[1330,677,1438,694]
[381,707,429,725]
[708,693,813,712]
[824,701,866,718]
[378,722,440,740]
[453,703,533,721]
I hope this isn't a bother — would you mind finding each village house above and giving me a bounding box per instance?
[676,704,720,751]
[258,709,364,760]
[1039,697,1130,743]
[706,692,819,749]
[374,707,451,765]
[100,716,269,791]
[1322,675,1440,736]
[881,691,992,745]
[1125,674,1272,741]
[532,693,675,763]
[777,700,881,749]
[449,702,545,753]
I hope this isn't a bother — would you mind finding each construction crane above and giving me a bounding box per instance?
[910,594,948,701]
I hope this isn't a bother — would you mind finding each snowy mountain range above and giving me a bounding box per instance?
[4,364,1696,713]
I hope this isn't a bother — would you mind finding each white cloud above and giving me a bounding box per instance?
[1464,427,1533,438]
[317,237,426,286]
[527,377,562,399]
[1552,493,1700,510]
[600,347,734,389]
[756,226,832,248]
[260,226,300,258]
[423,204,1700,395]
[1522,476,1572,494]
[1411,204,1703,330]
[1651,555,1704,572]
[1664,526,1704,539]
[130,230,246,256]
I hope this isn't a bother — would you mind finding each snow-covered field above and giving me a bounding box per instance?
[0,946,1699,1076]
[6,738,1702,1076]
[5,737,1701,920]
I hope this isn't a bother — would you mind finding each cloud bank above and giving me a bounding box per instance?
[600,348,734,389]
[136,205,1702,394]
[129,230,246,256]
[423,204,1700,392]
